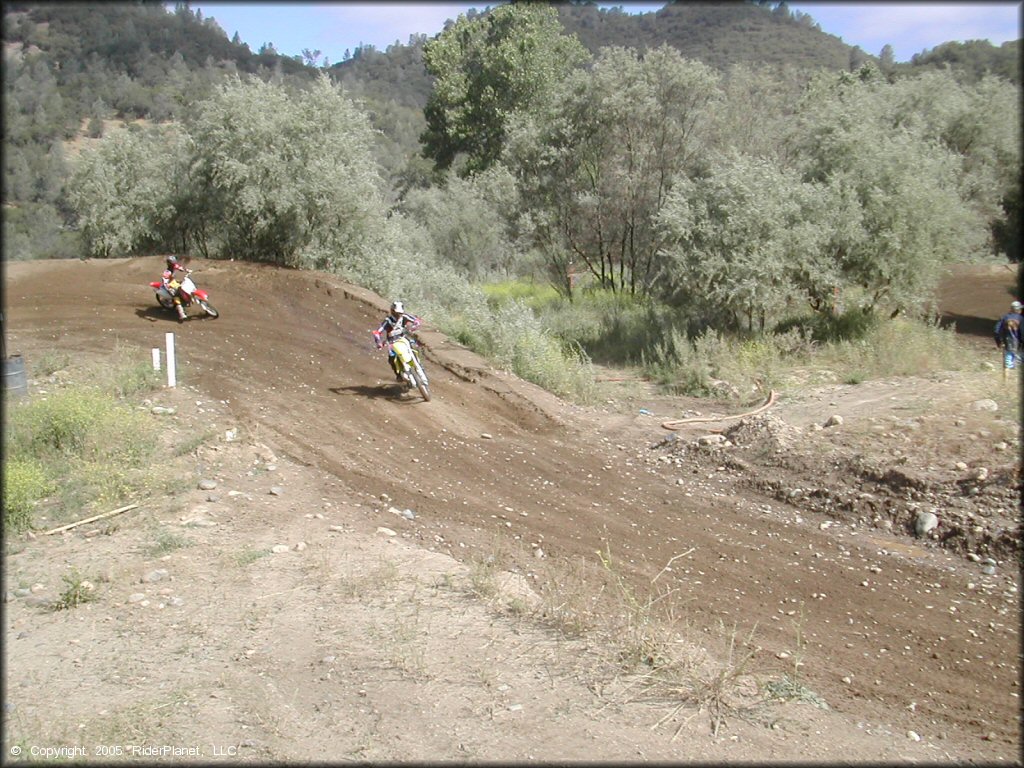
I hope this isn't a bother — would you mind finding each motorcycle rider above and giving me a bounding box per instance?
[373,300,422,381]
[160,255,190,322]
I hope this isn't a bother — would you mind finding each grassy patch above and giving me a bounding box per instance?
[145,527,192,557]
[235,546,271,566]
[174,429,217,457]
[2,348,202,534]
[482,279,560,312]
[637,312,982,400]
[3,457,54,532]
[481,280,984,403]
[52,570,99,611]
[32,349,72,377]
[332,558,400,599]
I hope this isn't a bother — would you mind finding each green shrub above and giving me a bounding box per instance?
[76,343,164,398]
[4,375,162,524]
[5,388,110,457]
[774,308,878,344]
[78,459,140,510]
[3,458,53,532]
[6,387,155,465]
[88,405,157,466]
[108,359,163,398]
[489,300,598,401]
[52,570,98,611]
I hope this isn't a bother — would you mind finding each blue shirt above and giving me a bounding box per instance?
[994,311,1023,347]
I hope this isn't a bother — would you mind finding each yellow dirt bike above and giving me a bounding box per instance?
[373,329,431,402]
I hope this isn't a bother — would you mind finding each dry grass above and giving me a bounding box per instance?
[455,536,805,736]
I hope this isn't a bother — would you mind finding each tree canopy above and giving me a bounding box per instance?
[420,3,589,175]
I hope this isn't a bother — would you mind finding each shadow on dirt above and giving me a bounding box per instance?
[330,384,416,401]
[136,307,175,322]
[134,307,215,323]
[939,311,996,340]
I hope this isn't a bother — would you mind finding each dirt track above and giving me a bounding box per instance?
[4,257,1021,760]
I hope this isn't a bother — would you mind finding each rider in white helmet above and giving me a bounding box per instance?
[373,300,422,381]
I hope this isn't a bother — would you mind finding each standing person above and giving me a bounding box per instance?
[994,300,1023,379]
[373,300,421,381]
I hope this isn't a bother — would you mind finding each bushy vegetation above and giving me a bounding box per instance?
[3,457,53,533]
[2,355,165,533]
[478,277,983,400]
[634,311,976,397]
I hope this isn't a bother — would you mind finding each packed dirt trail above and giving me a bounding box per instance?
[3,257,1021,762]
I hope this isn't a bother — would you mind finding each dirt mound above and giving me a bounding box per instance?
[3,257,1020,761]
[723,412,804,453]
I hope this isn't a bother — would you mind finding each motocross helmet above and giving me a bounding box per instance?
[1012,301,1023,312]
[391,301,404,315]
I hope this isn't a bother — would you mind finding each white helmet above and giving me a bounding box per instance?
[1012,300,1023,312]
[391,301,404,314]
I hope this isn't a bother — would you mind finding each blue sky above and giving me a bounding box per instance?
[185,2,1021,67]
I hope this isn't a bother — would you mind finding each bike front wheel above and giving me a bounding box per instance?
[197,299,219,318]
[408,368,431,402]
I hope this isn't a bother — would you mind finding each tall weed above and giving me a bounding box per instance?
[641,313,978,399]
[489,300,598,401]
[3,458,54,532]
[5,388,113,457]
[4,379,162,530]
[818,316,970,378]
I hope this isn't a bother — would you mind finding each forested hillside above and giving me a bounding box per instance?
[555,2,854,70]
[3,1,1020,402]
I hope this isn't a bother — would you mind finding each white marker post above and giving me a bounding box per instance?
[165,332,176,388]
[152,347,161,371]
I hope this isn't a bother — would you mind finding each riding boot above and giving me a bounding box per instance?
[176,301,187,322]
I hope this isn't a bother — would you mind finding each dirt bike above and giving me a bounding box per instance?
[148,269,219,320]
[374,329,430,402]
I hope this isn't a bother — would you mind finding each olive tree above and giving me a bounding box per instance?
[704,62,809,167]
[656,150,838,331]
[885,70,1020,260]
[188,74,388,268]
[421,3,588,175]
[401,165,522,279]
[794,66,993,314]
[506,45,720,298]
[66,124,187,257]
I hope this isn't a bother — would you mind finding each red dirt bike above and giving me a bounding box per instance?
[373,328,431,402]
[148,269,219,320]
